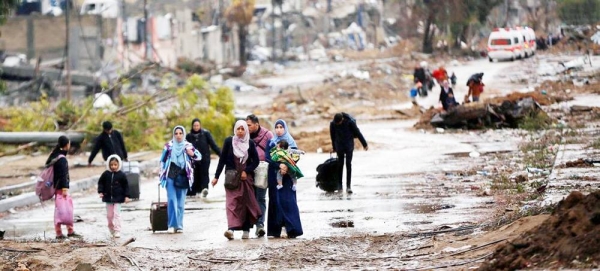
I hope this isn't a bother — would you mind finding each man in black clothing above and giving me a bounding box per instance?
[186,118,221,197]
[413,63,429,96]
[329,113,368,194]
[88,121,128,166]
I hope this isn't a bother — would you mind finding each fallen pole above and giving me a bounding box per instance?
[0,132,84,144]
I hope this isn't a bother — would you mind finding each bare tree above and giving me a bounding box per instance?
[519,0,558,32]
[225,0,255,66]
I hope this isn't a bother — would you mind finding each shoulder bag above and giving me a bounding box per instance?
[224,169,241,190]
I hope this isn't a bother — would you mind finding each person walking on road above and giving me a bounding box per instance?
[329,113,368,194]
[97,154,130,238]
[88,121,128,166]
[413,62,429,97]
[212,120,262,240]
[47,136,82,240]
[266,119,303,239]
[466,73,485,102]
[186,118,221,198]
[246,114,273,237]
[159,126,202,234]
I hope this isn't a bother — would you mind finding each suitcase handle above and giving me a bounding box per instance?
[157,183,161,204]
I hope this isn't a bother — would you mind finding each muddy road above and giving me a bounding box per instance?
[1,53,597,270]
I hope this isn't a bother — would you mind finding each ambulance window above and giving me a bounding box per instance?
[491,39,511,45]
[514,37,518,43]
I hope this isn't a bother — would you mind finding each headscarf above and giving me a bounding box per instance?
[232,120,250,164]
[170,126,187,168]
[270,119,297,148]
[106,154,122,171]
[190,118,201,134]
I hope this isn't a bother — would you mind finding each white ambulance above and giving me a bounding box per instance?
[487,28,525,62]
[524,27,536,55]
[515,26,537,57]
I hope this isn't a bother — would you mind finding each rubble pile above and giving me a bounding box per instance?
[415,91,570,130]
[480,191,600,270]
[332,39,418,60]
[263,62,413,122]
[559,158,595,168]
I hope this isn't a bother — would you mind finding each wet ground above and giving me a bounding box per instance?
[2,53,600,270]
[0,120,520,250]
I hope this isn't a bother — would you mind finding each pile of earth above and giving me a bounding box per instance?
[479,190,600,270]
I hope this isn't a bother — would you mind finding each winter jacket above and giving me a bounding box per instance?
[249,126,273,161]
[439,87,458,111]
[214,137,259,179]
[413,67,427,83]
[330,118,367,152]
[88,130,128,164]
[186,129,221,163]
[47,150,69,190]
[97,155,130,203]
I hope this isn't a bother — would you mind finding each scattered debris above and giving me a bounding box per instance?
[121,237,136,247]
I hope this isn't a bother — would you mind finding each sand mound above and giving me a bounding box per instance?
[480,191,600,270]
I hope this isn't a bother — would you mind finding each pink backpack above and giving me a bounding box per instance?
[35,154,65,201]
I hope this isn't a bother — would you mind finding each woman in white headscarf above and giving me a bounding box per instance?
[212,120,261,240]
[159,126,201,234]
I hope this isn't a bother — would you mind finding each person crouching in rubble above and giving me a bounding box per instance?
[439,80,458,111]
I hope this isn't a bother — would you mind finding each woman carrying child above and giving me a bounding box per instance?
[270,139,304,191]
[266,119,304,238]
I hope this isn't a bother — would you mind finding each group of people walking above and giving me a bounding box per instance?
[412,62,485,111]
[48,112,367,240]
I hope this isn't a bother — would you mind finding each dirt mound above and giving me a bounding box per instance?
[557,158,595,168]
[487,91,570,106]
[414,107,442,130]
[479,191,600,270]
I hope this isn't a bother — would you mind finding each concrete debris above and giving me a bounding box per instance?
[92,93,117,110]
[3,54,27,67]
[224,79,257,92]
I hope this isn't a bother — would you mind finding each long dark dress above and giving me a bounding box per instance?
[266,142,303,238]
[214,137,262,230]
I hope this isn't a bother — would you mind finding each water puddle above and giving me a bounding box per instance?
[445,150,512,158]
[405,203,456,214]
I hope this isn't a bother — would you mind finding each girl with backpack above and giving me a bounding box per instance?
[97,154,130,238]
[46,135,82,240]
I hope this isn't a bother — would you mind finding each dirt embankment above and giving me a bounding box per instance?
[480,191,600,270]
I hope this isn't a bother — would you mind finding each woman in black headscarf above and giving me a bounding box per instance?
[46,135,82,240]
[186,118,221,197]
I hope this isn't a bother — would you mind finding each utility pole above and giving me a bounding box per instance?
[271,0,276,61]
[122,0,128,70]
[144,0,152,61]
[65,0,72,101]
[505,0,509,27]
[219,0,225,65]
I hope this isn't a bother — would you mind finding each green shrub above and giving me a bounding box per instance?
[0,74,235,152]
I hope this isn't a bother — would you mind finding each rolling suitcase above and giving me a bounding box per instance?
[123,161,141,199]
[150,184,168,232]
[316,153,340,193]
